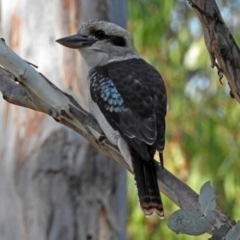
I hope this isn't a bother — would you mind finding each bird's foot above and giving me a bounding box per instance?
[96,135,107,145]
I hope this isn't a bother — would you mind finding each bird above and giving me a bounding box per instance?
[56,20,167,218]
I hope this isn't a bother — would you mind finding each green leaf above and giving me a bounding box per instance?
[211,224,231,240]
[225,222,240,240]
[199,181,216,215]
[168,209,212,235]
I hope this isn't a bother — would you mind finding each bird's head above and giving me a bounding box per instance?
[56,20,138,68]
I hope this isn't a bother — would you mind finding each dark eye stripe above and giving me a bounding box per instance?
[94,30,106,40]
[90,29,126,47]
[109,35,126,47]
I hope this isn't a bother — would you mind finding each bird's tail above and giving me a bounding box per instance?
[131,153,164,219]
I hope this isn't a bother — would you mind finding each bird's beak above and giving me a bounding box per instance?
[56,34,96,49]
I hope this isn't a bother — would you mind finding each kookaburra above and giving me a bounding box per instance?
[56,20,167,218]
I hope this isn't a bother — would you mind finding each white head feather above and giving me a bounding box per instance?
[75,20,139,68]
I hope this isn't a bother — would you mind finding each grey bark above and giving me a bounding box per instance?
[189,0,240,102]
[0,0,238,239]
[0,1,127,240]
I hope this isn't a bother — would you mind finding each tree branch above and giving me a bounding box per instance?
[189,0,240,102]
[0,38,233,234]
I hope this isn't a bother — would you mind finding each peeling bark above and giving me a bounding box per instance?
[189,0,240,101]
[0,1,127,240]
[0,0,238,239]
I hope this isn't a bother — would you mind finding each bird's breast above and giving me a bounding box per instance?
[88,90,120,146]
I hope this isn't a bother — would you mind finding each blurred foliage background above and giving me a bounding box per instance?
[127,0,240,239]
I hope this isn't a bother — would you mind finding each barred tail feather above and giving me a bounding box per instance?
[131,153,164,219]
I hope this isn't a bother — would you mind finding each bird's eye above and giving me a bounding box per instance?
[94,30,106,40]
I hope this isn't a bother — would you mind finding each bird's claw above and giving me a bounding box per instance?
[97,135,106,144]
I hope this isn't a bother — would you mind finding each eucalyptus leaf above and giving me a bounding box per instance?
[210,224,231,240]
[199,181,216,215]
[168,209,211,236]
[225,222,240,240]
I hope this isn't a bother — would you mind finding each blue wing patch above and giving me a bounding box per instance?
[90,71,128,113]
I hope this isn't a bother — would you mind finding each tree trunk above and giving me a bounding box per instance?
[0,1,127,240]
